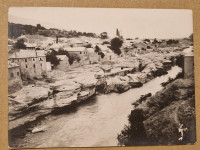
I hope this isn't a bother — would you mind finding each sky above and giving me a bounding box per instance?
[8,7,193,39]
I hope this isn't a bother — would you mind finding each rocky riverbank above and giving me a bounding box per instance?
[117,77,195,146]
[8,50,184,141]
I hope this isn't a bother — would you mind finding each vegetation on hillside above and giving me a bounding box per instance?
[118,78,195,146]
[166,39,179,45]
[46,49,81,66]
[94,45,105,59]
[8,22,97,38]
[110,37,123,55]
[189,33,193,42]
[13,39,26,49]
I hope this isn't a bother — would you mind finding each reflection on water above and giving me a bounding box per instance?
[26,66,182,148]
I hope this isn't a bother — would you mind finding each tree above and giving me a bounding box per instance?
[57,49,81,65]
[110,37,123,55]
[36,24,42,29]
[46,50,60,66]
[85,44,92,48]
[153,38,158,44]
[95,45,101,53]
[117,109,147,146]
[69,53,81,64]
[13,39,26,49]
[99,52,105,58]
[100,32,108,39]
[189,33,193,41]
[166,39,179,45]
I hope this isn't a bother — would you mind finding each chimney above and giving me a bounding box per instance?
[56,36,58,44]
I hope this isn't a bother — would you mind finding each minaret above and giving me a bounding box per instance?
[116,28,120,37]
[116,28,123,39]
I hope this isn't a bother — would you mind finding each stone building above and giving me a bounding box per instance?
[8,61,22,93]
[9,50,47,79]
[184,52,194,78]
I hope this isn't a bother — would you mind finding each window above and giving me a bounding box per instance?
[10,73,14,78]
[26,65,28,68]
[33,64,36,68]
[80,52,82,54]
[25,59,27,62]
[41,63,42,66]
[17,72,20,76]
[33,58,35,61]
[40,58,43,61]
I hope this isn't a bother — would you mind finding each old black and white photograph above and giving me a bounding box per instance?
[8,7,195,148]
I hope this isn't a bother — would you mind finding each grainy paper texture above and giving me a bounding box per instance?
[1,0,200,150]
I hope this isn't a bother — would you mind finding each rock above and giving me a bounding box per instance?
[105,76,131,93]
[32,125,48,133]
[132,93,152,106]
[50,80,81,92]
[55,94,77,107]
[9,85,51,111]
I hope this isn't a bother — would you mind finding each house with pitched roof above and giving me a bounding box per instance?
[9,50,47,79]
[65,47,88,55]
[66,38,86,47]
[65,47,89,64]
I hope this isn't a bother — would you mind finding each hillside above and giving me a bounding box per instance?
[8,22,98,39]
[118,77,195,146]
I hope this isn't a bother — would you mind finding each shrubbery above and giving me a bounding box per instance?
[95,45,105,59]
[13,39,26,49]
[46,49,81,66]
[110,37,123,55]
[117,109,148,146]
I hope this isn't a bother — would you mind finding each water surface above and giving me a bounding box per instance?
[23,66,182,148]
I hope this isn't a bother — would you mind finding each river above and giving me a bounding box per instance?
[21,66,182,148]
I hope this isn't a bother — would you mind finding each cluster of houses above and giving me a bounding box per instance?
[7,34,117,90]
[8,30,193,91]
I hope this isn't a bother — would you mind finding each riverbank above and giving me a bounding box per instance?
[8,49,185,148]
[118,77,195,146]
[9,65,183,148]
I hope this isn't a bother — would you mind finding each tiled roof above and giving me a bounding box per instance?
[36,50,46,57]
[9,50,37,58]
[65,47,86,52]
[25,43,37,47]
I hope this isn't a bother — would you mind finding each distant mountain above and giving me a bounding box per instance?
[8,15,98,39]
[9,15,53,28]
[8,22,47,38]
